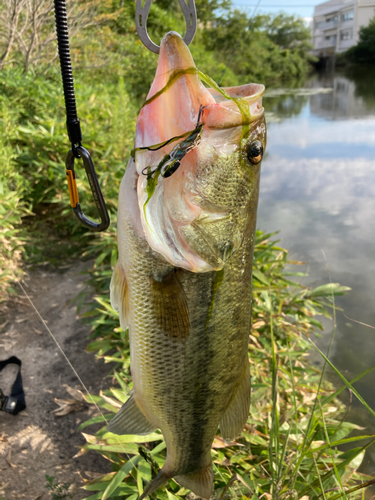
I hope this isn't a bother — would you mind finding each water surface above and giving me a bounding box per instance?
[258,67,375,478]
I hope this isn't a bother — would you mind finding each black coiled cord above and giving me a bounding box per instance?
[54,0,82,157]
[53,0,110,232]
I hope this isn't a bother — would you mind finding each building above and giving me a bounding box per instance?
[312,0,375,57]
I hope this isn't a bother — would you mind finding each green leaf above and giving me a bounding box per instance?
[242,433,268,446]
[102,432,163,443]
[102,456,141,500]
[167,491,181,500]
[78,414,114,431]
[306,283,351,298]
[321,366,375,407]
[83,443,139,454]
[252,268,270,286]
[309,340,375,419]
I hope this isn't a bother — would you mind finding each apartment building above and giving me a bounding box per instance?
[312,0,375,56]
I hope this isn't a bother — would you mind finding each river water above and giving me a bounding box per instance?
[259,67,375,478]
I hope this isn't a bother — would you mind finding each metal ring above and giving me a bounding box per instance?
[135,0,197,54]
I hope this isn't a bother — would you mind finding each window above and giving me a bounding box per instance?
[340,30,352,40]
[341,11,354,22]
[326,15,338,22]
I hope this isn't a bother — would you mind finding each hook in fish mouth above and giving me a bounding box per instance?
[140,106,207,180]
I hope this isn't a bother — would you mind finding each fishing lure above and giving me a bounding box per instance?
[142,105,206,180]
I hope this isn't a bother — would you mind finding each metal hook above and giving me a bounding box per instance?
[135,0,197,54]
[66,146,110,232]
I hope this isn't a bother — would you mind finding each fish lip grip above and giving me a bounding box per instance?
[135,0,197,54]
[66,146,110,232]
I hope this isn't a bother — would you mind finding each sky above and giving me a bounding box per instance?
[231,0,319,20]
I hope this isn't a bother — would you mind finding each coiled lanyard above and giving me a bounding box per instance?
[53,0,110,232]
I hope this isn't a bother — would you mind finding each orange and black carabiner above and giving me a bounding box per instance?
[53,0,109,232]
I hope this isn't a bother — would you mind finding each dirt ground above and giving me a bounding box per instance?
[0,262,113,500]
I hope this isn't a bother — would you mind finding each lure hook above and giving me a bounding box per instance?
[135,0,197,54]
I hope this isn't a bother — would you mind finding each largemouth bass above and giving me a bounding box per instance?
[108,31,266,499]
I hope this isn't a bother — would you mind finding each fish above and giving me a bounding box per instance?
[107,31,266,499]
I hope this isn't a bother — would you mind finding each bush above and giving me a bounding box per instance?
[0,98,31,301]
[343,17,375,64]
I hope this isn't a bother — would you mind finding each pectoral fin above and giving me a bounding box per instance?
[220,358,251,439]
[150,270,190,338]
[110,262,129,331]
[107,392,156,436]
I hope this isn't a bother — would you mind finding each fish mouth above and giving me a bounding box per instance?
[205,83,265,129]
[134,32,265,273]
[135,31,265,153]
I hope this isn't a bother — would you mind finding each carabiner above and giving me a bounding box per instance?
[135,0,197,54]
[66,146,110,232]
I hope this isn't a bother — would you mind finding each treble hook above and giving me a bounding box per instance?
[136,0,197,54]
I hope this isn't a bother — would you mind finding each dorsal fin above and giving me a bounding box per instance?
[150,270,190,339]
[110,262,129,331]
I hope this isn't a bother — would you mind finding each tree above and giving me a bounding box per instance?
[154,0,232,24]
[261,13,312,52]
[346,17,375,64]
[200,9,314,85]
[0,0,110,72]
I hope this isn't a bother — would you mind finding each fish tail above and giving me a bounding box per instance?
[175,463,213,500]
[139,468,172,500]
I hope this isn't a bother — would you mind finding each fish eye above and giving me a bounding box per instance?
[246,140,263,164]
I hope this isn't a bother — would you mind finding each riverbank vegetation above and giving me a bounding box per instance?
[1,0,375,498]
[337,17,375,66]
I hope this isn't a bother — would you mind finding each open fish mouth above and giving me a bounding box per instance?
[134,31,265,272]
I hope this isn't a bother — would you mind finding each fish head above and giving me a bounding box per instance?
[134,32,266,272]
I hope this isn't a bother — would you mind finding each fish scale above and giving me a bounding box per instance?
[108,31,266,499]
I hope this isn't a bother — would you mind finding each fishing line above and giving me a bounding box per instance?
[342,313,375,331]
[218,0,263,86]
[16,280,148,470]
[16,280,127,440]
[17,283,163,487]
[17,281,109,418]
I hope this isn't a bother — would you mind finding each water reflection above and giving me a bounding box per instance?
[259,69,375,480]
[309,69,375,119]
[264,92,309,119]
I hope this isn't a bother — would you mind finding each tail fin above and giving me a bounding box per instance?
[175,464,213,500]
[139,464,213,500]
[139,468,171,500]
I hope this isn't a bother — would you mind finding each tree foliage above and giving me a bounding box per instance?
[345,17,375,64]
[201,10,314,84]
[0,0,314,88]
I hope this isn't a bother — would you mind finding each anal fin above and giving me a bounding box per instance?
[110,262,129,331]
[107,392,156,436]
[175,464,213,500]
[220,357,251,439]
